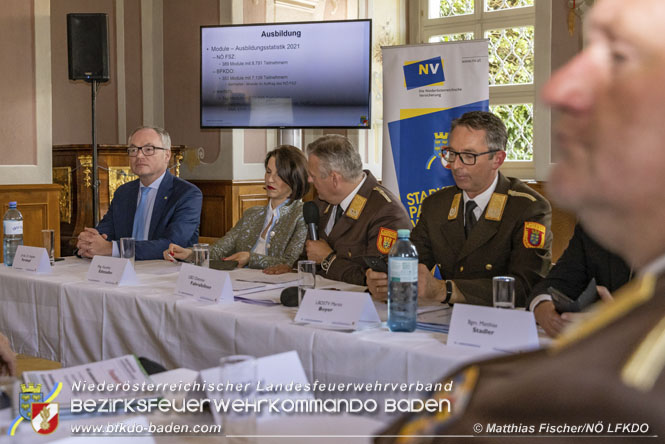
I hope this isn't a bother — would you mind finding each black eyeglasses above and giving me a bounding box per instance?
[441,148,498,166]
[127,145,169,157]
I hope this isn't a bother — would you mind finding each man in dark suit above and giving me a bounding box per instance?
[530,224,632,337]
[377,1,665,441]
[367,111,552,307]
[76,126,202,260]
[304,135,411,285]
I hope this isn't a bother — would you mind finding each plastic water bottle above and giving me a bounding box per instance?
[3,201,23,267]
[387,229,418,332]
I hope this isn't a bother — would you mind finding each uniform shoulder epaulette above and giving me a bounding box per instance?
[507,189,537,202]
[486,193,507,221]
[346,194,367,219]
[620,275,665,391]
[373,186,392,203]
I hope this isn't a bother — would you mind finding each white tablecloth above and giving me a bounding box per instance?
[0,259,495,389]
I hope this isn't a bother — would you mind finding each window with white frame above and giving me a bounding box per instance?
[412,0,552,179]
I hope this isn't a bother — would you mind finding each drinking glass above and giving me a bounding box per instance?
[298,260,316,306]
[219,355,257,443]
[119,237,135,265]
[493,276,515,309]
[192,243,210,268]
[41,229,55,265]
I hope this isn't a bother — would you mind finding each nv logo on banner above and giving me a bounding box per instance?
[403,56,445,90]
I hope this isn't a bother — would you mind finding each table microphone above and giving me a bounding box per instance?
[303,201,319,241]
[280,286,299,307]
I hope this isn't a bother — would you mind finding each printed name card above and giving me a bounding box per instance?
[199,350,312,425]
[447,303,539,353]
[175,263,233,304]
[11,246,51,273]
[86,256,138,285]
[294,289,380,330]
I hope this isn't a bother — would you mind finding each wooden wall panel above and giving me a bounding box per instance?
[192,180,267,238]
[233,182,268,221]
[191,181,229,239]
[0,185,61,261]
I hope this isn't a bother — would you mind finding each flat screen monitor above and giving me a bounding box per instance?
[200,19,371,129]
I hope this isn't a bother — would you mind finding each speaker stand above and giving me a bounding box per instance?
[278,129,302,149]
[89,79,100,226]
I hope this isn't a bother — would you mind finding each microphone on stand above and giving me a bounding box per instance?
[303,201,319,241]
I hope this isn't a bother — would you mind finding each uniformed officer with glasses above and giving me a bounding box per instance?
[76,126,202,260]
[367,111,552,307]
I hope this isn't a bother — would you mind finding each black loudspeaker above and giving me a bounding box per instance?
[67,13,110,81]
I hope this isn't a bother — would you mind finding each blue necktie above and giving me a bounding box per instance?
[132,187,152,240]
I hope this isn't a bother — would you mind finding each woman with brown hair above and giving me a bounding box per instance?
[164,145,309,268]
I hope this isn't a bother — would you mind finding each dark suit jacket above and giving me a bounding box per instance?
[377,273,665,443]
[411,173,552,307]
[528,224,632,308]
[314,171,411,285]
[96,171,202,260]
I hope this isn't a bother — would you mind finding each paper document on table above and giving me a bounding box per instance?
[232,280,267,292]
[416,306,451,333]
[418,306,452,324]
[139,264,182,276]
[231,268,299,284]
[22,354,154,409]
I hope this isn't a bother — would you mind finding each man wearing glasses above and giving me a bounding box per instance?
[367,111,551,307]
[76,126,202,260]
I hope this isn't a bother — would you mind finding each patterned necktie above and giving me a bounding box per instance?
[464,200,478,239]
[132,187,152,240]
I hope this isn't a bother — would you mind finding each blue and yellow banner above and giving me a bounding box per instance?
[382,42,489,226]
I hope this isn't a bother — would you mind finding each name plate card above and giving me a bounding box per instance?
[294,289,380,330]
[175,263,233,304]
[199,350,312,425]
[447,303,539,353]
[11,246,51,273]
[86,256,138,285]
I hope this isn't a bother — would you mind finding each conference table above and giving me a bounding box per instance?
[0,258,505,392]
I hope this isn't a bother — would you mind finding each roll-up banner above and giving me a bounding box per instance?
[382,41,489,227]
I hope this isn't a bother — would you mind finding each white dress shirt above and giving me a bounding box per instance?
[325,173,367,236]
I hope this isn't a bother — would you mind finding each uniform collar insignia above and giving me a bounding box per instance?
[448,193,461,220]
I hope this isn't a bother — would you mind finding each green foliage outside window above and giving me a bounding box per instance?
[432,1,535,161]
[491,104,533,161]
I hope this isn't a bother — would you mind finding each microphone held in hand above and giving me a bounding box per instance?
[303,201,319,241]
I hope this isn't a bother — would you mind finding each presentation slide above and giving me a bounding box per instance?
[201,20,371,128]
